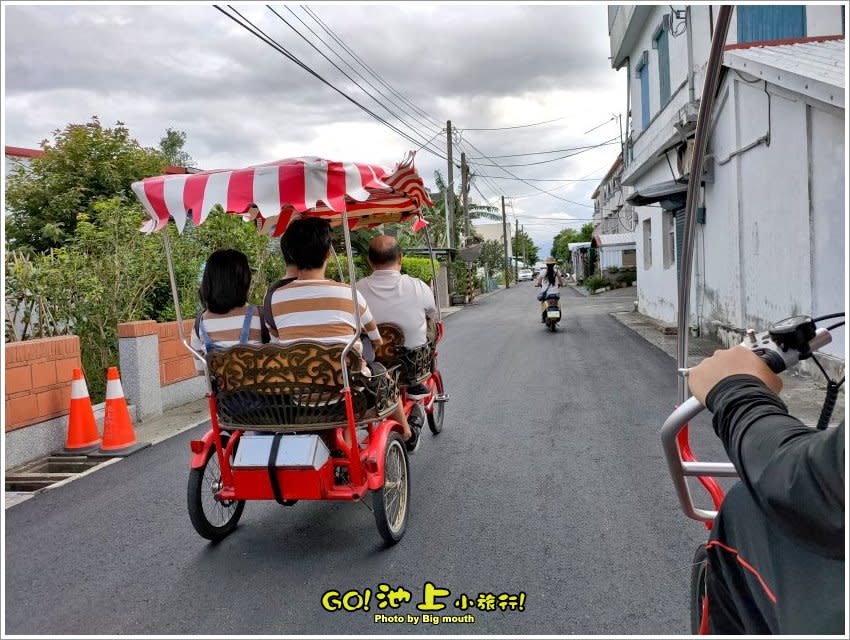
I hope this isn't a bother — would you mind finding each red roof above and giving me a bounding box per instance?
[5,146,44,159]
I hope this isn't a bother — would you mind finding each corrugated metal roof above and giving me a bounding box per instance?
[724,38,845,108]
[593,232,635,247]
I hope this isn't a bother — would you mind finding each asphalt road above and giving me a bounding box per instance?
[5,284,728,635]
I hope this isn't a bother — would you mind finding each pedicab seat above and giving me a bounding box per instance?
[206,341,399,431]
[374,322,435,385]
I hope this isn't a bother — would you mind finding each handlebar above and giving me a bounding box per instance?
[661,322,833,523]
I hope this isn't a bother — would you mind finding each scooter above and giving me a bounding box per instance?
[540,292,561,332]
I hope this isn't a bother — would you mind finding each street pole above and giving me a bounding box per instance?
[446,120,455,251]
[501,195,509,288]
[514,217,519,280]
[522,224,527,266]
[461,152,473,301]
[461,152,470,245]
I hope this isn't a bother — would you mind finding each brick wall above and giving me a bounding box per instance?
[157,320,196,385]
[5,336,82,432]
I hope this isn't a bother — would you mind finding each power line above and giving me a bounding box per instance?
[285,6,443,138]
[302,6,444,130]
[466,138,620,168]
[469,175,604,182]
[265,6,446,159]
[460,115,570,131]
[467,137,619,160]
[214,5,449,161]
[460,138,593,208]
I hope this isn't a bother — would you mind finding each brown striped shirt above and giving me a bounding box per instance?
[268,279,382,357]
[190,305,263,371]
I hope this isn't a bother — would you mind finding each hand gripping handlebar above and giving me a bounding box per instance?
[660,327,832,523]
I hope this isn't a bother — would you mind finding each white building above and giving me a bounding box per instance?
[471,221,514,262]
[591,152,637,270]
[4,145,42,180]
[608,5,845,367]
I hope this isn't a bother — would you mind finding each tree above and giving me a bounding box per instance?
[512,228,538,266]
[551,223,595,268]
[5,117,168,252]
[478,239,505,279]
[159,128,195,168]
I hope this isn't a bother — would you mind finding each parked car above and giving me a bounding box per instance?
[518,268,534,282]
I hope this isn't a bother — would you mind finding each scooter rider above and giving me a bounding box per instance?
[688,345,844,635]
[536,256,560,323]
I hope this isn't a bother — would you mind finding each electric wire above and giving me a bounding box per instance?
[214,5,449,161]
[266,5,446,158]
[459,138,594,208]
[466,138,619,159]
[461,115,571,131]
[284,6,443,138]
[302,5,444,129]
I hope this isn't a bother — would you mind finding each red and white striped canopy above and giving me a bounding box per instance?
[130,152,432,236]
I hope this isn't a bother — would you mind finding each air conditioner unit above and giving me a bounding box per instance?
[674,101,699,135]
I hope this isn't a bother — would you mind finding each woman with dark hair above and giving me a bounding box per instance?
[536,256,561,323]
[190,249,263,369]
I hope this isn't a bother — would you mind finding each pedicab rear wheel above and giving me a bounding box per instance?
[187,436,245,542]
[427,373,445,435]
[372,432,410,545]
[690,543,708,634]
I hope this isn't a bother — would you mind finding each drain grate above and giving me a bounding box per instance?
[5,456,106,494]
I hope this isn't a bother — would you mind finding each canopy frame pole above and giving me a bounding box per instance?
[339,213,360,392]
[422,220,442,322]
[330,244,344,282]
[160,229,210,391]
[676,5,733,404]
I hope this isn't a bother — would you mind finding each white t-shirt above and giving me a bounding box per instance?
[356,269,437,348]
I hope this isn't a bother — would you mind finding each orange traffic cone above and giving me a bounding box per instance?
[56,368,101,455]
[90,367,150,457]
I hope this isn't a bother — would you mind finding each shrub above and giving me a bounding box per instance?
[400,256,439,284]
[616,271,635,286]
[584,274,607,293]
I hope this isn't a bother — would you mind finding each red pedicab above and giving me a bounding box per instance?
[131,152,448,545]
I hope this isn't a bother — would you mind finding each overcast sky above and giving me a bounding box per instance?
[3,3,625,256]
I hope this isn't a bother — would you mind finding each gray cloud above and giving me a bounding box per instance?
[4,4,624,255]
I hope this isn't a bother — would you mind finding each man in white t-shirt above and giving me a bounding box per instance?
[356,235,437,399]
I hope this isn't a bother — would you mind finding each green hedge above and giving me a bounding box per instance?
[401,256,439,284]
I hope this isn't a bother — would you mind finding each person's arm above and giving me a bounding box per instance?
[421,279,437,317]
[189,324,206,375]
[690,347,845,558]
[357,292,382,346]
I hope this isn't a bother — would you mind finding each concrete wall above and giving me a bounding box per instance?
[118,319,206,420]
[699,75,845,366]
[632,161,680,324]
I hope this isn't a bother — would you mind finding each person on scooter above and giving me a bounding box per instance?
[537,256,560,323]
[688,345,844,635]
[266,218,420,452]
[356,234,436,401]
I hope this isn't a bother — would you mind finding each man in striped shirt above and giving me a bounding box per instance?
[267,217,419,452]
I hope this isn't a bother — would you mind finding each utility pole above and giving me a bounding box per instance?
[461,152,470,245]
[501,195,509,288]
[460,151,473,302]
[522,224,528,267]
[446,120,455,250]
[515,217,520,280]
